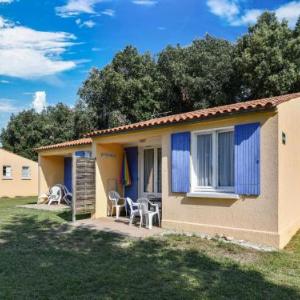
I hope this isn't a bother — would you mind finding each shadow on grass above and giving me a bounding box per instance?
[57,211,92,222]
[0,215,299,299]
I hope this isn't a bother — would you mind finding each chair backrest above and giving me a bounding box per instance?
[58,184,72,196]
[126,197,136,211]
[137,198,149,215]
[108,191,120,203]
[50,185,62,199]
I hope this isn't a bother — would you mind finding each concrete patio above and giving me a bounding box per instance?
[73,217,164,238]
[17,204,70,212]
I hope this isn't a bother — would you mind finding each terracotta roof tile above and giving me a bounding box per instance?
[35,138,92,151]
[85,92,300,137]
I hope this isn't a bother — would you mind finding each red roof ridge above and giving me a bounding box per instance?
[85,92,300,138]
[35,137,92,151]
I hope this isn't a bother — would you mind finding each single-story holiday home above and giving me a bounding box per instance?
[36,92,300,248]
[0,148,38,197]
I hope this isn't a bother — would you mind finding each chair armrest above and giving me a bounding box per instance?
[148,201,158,207]
[149,202,159,212]
[116,197,126,205]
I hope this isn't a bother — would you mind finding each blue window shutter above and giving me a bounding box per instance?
[171,132,191,193]
[235,123,260,196]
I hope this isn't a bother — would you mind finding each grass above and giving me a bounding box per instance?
[1,197,300,299]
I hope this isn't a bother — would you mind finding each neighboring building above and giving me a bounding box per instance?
[0,148,38,198]
[36,92,300,249]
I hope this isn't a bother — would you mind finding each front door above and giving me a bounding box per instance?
[64,157,72,192]
[124,147,139,201]
[140,146,162,198]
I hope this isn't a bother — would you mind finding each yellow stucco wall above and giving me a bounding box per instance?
[0,149,38,197]
[94,143,123,218]
[93,110,280,247]
[278,97,300,248]
[162,112,279,247]
[39,156,65,195]
[38,145,92,195]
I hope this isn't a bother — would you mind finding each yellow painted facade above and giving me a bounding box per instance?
[92,110,282,247]
[0,149,38,197]
[94,143,123,218]
[277,98,300,248]
[37,97,300,248]
[38,145,91,195]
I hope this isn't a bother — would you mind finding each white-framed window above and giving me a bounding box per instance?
[140,146,162,197]
[22,166,31,179]
[3,165,12,179]
[191,127,235,193]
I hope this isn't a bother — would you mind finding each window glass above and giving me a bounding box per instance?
[144,149,154,192]
[22,166,30,178]
[3,166,12,178]
[197,134,213,186]
[218,131,234,187]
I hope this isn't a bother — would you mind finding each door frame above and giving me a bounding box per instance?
[138,144,162,198]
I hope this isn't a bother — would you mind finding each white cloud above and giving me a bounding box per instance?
[207,0,300,27]
[101,9,115,17]
[56,0,104,17]
[75,18,96,28]
[32,91,47,113]
[0,79,9,83]
[207,0,239,22]
[0,0,13,3]
[275,1,300,27]
[83,20,96,27]
[0,99,18,112]
[91,47,103,51]
[132,0,157,6]
[0,16,77,79]
[230,9,263,26]
[0,15,13,28]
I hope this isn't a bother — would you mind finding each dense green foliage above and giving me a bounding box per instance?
[2,12,300,160]
[77,46,162,129]
[234,13,300,99]
[0,104,77,160]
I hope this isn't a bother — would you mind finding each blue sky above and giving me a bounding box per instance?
[0,0,299,130]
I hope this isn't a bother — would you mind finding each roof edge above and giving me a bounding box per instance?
[86,92,300,138]
[35,137,92,152]
[87,105,277,139]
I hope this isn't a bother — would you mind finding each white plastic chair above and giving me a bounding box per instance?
[126,197,142,227]
[48,185,63,206]
[57,184,72,206]
[108,191,127,219]
[137,197,161,229]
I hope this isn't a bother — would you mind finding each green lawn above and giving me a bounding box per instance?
[1,197,300,299]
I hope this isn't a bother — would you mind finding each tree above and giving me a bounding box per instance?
[77,46,162,129]
[234,12,298,100]
[0,104,76,161]
[157,35,237,113]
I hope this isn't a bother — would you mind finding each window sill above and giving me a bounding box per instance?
[2,177,13,180]
[187,192,239,199]
[22,178,31,180]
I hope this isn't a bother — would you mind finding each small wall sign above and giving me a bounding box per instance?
[101,152,116,158]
